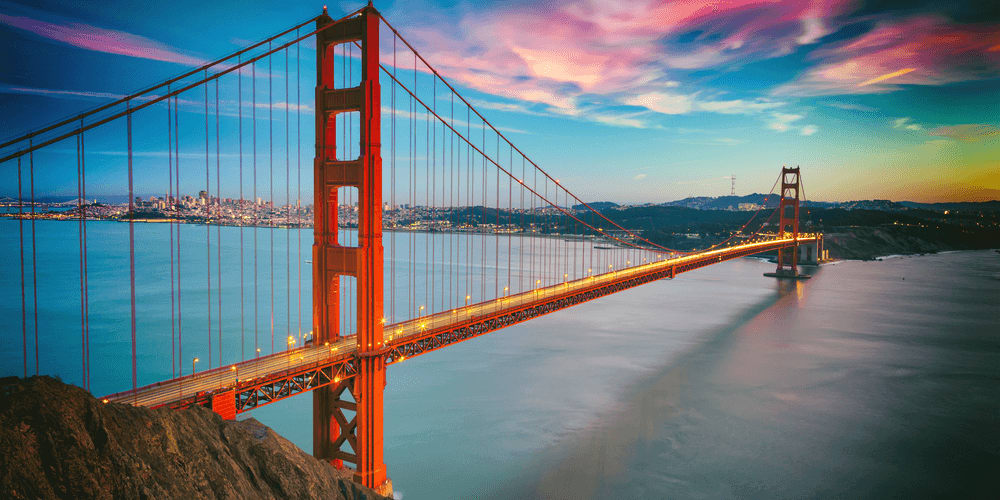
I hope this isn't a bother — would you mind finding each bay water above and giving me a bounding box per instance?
[1,220,997,498]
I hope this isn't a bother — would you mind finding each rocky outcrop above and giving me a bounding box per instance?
[0,376,389,500]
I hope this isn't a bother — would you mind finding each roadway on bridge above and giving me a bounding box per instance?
[108,236,812,409]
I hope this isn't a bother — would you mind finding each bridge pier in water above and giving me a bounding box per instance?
[311,6,391,495]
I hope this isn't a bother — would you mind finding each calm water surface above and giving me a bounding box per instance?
[271,250,1000,499]
[2,220,997,498]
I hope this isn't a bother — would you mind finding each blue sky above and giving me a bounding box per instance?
[1,0,998,203]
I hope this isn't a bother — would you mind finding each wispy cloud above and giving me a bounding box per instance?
[928,124,1000,141]
[763,112,819,136]
[589,111,659,129]
[633,173,647,180]
[767,113,803,132]
[672,137,747,147]
[824,101,876,112]
[624,91,784,117]
[892,117,923,131]
[624,92,695,115]
[0,10,204,66]
[858,68,916,87]
[0,84,125,101]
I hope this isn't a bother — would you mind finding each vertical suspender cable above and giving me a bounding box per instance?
[466,105,471,300]
[252,61,259,357]
[520,156,524,292]
[390,33,396,323]
[564,190,569,277]
[76,139,85,383]
[285,47,291,345]
[31,144,41,378]
[215,80,222,365]
[450,89,454,309]
[17,158,26,378]
[174,95,183,375]
[296,32,302,342]
[168,88,177,378]
[127,101,137,392]
[531,164,535,289]
[431,77,436,314]
[204,73,213,369]
[238,58,246,361]
[269,45,275,353]
[449,90,454,309]
[544,178,549,284]
[18,157,26,378]
[481,121,485,300]
[425,74,430,314]
[494,135,499,296]
[409,53,414,318]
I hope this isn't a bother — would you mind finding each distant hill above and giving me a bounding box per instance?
[663,193,779,210]
[573,201,619,210]
[898,201,1000,214]
[834,199,908,211]
[660,194,999,214]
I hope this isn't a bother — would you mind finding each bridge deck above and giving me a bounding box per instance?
[105,236,817,412]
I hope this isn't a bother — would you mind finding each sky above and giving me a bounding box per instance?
[1,0,998,203]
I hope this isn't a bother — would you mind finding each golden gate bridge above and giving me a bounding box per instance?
[0,5,821,495]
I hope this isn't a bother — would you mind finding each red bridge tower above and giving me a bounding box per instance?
[763,165,817,279]
[776,166,800,275]
[312,5,391,495]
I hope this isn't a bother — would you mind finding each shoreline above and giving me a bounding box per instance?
[4,213,993,261]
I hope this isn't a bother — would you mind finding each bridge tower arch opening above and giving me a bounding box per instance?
[312,5,390,495]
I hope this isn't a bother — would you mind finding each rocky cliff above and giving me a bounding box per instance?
[0,376,390,500]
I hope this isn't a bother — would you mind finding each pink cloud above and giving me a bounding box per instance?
[387,0,854,120]
[775,16,1000,96]
[0,12,204,66]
